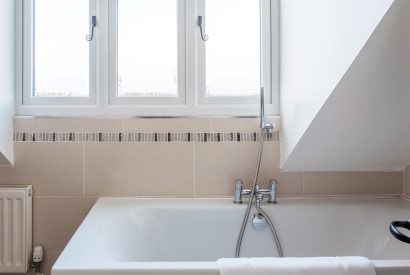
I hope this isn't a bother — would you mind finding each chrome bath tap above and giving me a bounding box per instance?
[233,179,278,204]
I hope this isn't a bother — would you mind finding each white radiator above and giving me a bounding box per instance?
[0,185,32,273]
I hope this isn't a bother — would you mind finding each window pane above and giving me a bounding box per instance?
[117,0,178,97]
[205,0,260,97]
[34,0,89,97]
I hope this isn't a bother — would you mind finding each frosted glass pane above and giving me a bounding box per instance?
[34,0,90,97]
[205,0,260,97]
[117,0,178,97]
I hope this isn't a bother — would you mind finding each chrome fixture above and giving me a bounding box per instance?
[234,180,278,205]
[198,16,209,41]
[86,16,97,42]
[251,213,267,231]
[260,87,275,132]
[234,180,249,204]
[235,87,283,258]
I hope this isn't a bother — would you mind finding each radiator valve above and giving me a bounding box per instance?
[33,246,43,262]
[32,246,43,274]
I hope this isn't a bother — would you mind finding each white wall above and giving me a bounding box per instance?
[282,0,410,171]
[280,0,394,167]
[0,0,16,165]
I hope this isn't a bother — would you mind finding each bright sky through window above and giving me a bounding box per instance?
[34,0,90,97]
[205,0,261,97]
[117,0,178,97]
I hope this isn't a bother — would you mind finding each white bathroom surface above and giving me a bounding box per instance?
[52,197,410,275]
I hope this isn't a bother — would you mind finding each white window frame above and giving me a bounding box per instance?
[20,0,98,106]
[197,0,272,106]
[15,0,280,116]
[107,0,186,106]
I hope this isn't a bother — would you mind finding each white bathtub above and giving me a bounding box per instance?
[52,198,410,275]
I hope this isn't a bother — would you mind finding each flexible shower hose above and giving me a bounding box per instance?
[235,130,284,258]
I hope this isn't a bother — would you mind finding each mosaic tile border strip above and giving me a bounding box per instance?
[14,132,279,143]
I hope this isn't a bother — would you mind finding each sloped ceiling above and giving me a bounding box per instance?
[281,0,410,171]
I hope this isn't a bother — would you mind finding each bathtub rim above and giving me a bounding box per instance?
[52,260,410,275]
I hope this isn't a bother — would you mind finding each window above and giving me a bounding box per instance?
[116,0,179,98]
[21,0,96,106]
[204,0,261,97]
[17,0,279,116]
[197,0,273,105]
[34,0,90,98]
[110,0,185,105]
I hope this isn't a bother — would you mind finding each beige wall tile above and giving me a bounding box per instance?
[352,172,403,195]
[84,143,194,196]
[304,171,404,196]
[378,172,403,195]
[0,143,84,196]
[275,172,303,197]
[14,117,282,133]
[303,172,359,196]
[33,197,96,251]
[123,118,210,132]
[14,118,123,132]
[195,142,280,197]
[405,165,410,197]
[209,116,281,132]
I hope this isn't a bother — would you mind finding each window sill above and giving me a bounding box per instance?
[15,104,279,117]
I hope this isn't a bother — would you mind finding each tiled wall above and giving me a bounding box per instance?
[405,165,410,197]
[0,117,405,275]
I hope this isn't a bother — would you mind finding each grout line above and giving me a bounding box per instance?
[34,195,98,198]
[193,142,196,197]
[82,143,86,196]
[402,194,410,201]
[32,195,218,198]
[402,169,405,196]
[277,194,404,199]
[32,194,405,200]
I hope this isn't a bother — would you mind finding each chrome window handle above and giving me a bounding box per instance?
[198,16,209,42]
[86,16,97,42]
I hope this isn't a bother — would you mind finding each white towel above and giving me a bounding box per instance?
[217,257,376,275]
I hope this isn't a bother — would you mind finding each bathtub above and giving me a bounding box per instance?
[52,197,410,275]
